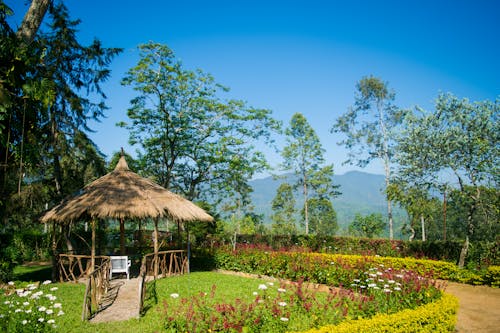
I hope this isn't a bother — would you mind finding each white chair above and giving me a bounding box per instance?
[110,256,131,279]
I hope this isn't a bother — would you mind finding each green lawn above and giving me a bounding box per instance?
[5,265,293,332]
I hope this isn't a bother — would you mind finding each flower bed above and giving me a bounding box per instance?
[0,280,65,333]
[159,270,447,333]
[213,247,499,287]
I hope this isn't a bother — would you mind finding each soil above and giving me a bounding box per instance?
[444,282,500,333]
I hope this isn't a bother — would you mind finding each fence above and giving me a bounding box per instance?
[81,257,111,320]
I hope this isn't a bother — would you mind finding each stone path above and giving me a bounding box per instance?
[90,278,141,323]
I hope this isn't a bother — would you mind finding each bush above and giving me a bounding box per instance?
[297,292,458,333]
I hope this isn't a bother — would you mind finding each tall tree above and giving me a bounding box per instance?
[281,113,333,235]
[15,0,52,45]
[120,42,280,203]
[270,182,297,235]
[331,76,405,239]
[396,93,499,267]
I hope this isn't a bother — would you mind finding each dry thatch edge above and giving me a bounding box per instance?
[40,156,213,224]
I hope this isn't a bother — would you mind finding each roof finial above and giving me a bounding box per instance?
[121,147,125,157]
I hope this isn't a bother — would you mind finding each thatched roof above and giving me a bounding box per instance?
[41,156,213,224]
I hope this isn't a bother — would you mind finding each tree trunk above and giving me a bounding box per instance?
[458,235,469,269]
[303,175,309,235]
[16,0,52,45]
[408,224,415,242]
[63,224,74,254]
[420,214,426,241]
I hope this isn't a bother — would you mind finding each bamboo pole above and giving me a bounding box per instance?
[91,219,96,272]
[120,218,125,255]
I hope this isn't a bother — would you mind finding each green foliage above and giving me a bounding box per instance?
[348,213,386,238]
[271,182,297,235]
[281,113,337,234]
[306,197,338,236]
[332,76,406,240]
[120,42,280,205]
[396,93,499,266]
[300,293,458,333]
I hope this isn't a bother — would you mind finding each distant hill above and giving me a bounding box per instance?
[249,171,405,233]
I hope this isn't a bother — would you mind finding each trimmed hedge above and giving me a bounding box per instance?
[228,234,499,267]
[295,292,458,333]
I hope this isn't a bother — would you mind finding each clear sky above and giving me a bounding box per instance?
[7,0,500,176]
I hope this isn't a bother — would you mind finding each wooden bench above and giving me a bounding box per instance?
[110,256,131,279]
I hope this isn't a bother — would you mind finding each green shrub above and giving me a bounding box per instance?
[295,292,458,333]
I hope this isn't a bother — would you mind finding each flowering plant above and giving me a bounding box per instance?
[0,280,64,333]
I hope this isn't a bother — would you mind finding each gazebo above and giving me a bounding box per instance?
[41,154,213,279]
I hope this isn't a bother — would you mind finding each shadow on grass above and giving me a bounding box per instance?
[13,263,53,282]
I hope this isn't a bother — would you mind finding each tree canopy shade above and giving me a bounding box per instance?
[119,42,280,204]
[41,156,213,223]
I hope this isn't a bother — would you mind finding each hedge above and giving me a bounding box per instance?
[213,248,500,287]
[294,292,458,333]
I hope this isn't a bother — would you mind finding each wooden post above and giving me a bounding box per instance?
[91,219,96,272]
[51,221,57,281]
[120,218,125,255]
[153,218,159,279]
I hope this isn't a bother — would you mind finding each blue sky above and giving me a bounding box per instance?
[7,0,500,176]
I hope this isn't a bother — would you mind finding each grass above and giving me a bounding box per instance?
[5,265,306,332]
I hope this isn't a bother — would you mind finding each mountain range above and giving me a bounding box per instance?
[249,171,404,232]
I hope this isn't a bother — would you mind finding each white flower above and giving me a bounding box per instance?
[47,319,55,324]
[353,279,361,283]
[170,293,179,299]
[277,288,286,293]
[383,288,392,293]
[258,284,268,290]
[23,302,29,306]
[394,287,402,291]
[4,301,10,305]
[280,317,289,322]
[396,274,404,279]
[22,320,28,325]
[267,282,274,286]
[46,309,54,315]
[278,302,287,307]
[38,306,47,312]
[369,273,377,278]
[8,281,14,286]
[48,295,57,301]
[388,280,395,284]
[367,283,377,288]
[257,299,264,304]
[57,310,65,316]
[53,303,62,308]
[25,309,32,314]
[50,287,58,291]
[376,272,383,276]
[42,280,52,285]
[15,308,22,313]
[38,317,45,322]
[252,292,258,296]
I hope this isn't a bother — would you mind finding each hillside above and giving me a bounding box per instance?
[249,171,405,232]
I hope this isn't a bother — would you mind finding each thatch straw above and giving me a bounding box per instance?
[41,156,213,224]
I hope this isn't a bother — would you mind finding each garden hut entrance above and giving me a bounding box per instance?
[40,154,213,319]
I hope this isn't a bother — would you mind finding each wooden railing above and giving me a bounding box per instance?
[57,254,110,283]
[81,257,111,320]
[138,250,188,315]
